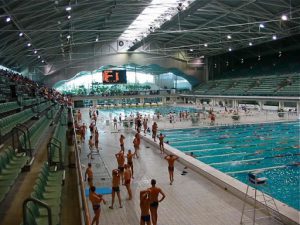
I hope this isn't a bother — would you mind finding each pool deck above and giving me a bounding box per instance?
[78,107,299,225]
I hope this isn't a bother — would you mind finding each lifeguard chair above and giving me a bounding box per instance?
[240,171,283,225]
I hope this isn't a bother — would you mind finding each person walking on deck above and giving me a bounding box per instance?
[164,154,179,185]
[149,179,165,225]
[89,186,106,225]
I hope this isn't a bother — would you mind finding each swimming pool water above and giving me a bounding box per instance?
[163,121,300,210]
[99,106,198,119]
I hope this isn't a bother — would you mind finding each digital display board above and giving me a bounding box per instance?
[102,70,127,84]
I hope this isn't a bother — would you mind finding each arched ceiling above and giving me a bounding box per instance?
[0,0,299,75]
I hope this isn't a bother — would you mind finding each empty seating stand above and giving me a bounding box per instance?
[0,146,29,202]
[0,108,35,138]
[48,120,67,168]
[0,101,20,114]
[21,163,65,225]
[193,73,300,96]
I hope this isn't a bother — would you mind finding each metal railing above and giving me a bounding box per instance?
[69,107,91,225]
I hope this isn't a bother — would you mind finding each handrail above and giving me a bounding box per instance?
[23,197,52,225]
[47,137,62,168]
[69,107,91,225]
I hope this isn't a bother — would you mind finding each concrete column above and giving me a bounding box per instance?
[92,99,97,107]
[279,101,284,109]
[162,97,167,104]
[258,101,264,110]
[140,98,144,104]
[296,101,300,114]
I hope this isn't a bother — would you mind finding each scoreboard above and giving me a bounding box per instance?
[102,70,127,84]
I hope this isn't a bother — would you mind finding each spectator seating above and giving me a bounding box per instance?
[0,101,20,114]
[0,146,29,202]
[22,163,64,225]
[49,120,67,166]
[193,73,300,96]
[0,108,35,137]
[18,107,59,152]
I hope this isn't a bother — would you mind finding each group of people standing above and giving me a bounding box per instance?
[80,109,182,225]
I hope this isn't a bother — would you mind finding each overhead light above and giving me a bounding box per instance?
[66,6,72,11]
[227,35,231,39]
[38,55,41,59]
[281,15,288,21]
[204,43,208,47]
[6,17,11,22]
[67,35,71,39]
[19,32,24,37]
[272,35,277,40]
[190,49,193,52]
[259,24,265,28]
[228,48,232,52]
[95,37,99,42]
[27,43,31,47]
[42,60,45,63]
[67,15,71,19]
[166,15,172,21]
[34,50,37,54]
[249,42,253,46]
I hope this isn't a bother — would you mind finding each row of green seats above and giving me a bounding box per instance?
[0,101,20,114]
[19,107,60,151]
[22,163,64,225]
[22,98,37,107]
[0,146,29,202]
[0,108,35,137]
[50,121,67,164]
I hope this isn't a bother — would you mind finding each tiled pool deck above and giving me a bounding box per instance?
[78,107,299,225]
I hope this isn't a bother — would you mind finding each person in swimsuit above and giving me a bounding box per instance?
[158,133,165,154]
[119,134,125,152]
[127,149,134,178]
[152,122,158,142]
[149,179,166,225]
[124,164,132,200]
[115,150,125,184]
[109,169,122,209]
[164,154,179,185]
[140,189,151,225]
[133,135,140,159]
[89,186,106,225]
[95,128,99,151]
[84,163,93,187]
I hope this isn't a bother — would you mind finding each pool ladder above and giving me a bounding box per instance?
[240,172,283,225]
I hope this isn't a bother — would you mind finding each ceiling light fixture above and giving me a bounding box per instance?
[42,60,45,63]
[27,43,31,47]
[66,6,72,11]
[38,55,41,59]
[190,49,193,52]
[6,17,11,22]
[281,15,288,21]
[19,32,24,37]
[95,37,99,42]
[272,35,277,40]
[34,50,37,54]
[67,35,71,39]
[259,24,265,28]
[204,43,208,47]
[227,35,231,39]
[249,42,252,46]
[67,15,71,19]
[228,48,232,52]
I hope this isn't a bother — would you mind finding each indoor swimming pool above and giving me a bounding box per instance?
[163,121,300,210]
[98,106,199,119]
